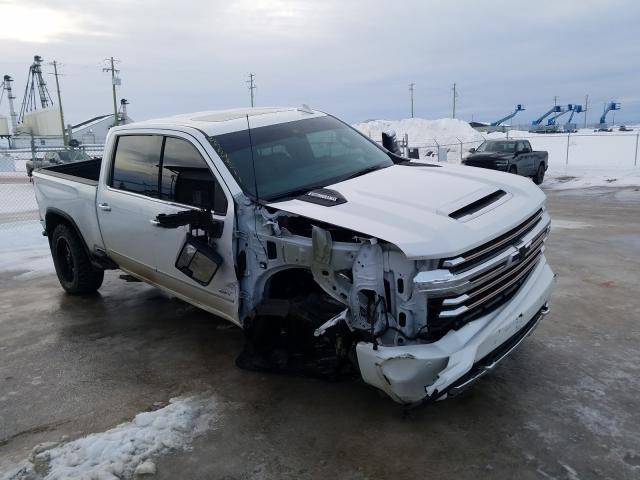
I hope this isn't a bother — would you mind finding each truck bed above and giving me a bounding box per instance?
[33,158,105,253]
[39,158,102,185]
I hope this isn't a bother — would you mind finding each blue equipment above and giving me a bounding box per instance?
[547,105,572,126]
[490,104,525,127]
[532,105,562,126]
[599,102,620,125]
[565,105,583,125]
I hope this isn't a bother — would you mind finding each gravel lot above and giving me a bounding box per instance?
[1,186,639,480]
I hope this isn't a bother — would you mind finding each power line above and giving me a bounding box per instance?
[408,83,415,118]
[103,57,120,126]
[247,73,256,107]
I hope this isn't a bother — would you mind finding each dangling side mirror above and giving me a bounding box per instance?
[175,234,223,286]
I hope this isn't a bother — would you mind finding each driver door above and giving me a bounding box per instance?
[151,134,239,324]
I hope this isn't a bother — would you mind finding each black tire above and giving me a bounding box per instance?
[508,165,517,175]
[533,163,545,185]
[51,224,104,294]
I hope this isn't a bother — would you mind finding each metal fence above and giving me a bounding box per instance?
[0,145,105,231]
[397,131,640,167]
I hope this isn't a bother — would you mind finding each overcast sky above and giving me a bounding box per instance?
[1,0,639,126]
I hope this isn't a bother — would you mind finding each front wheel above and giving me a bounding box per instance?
[508,165,517,175]
[51,224,104,294]
[533,164,545,185]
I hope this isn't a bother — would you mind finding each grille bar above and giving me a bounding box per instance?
[416,209,551,339]
[442,209,543,269]
[442,231,547,307]
[439,250,543,318]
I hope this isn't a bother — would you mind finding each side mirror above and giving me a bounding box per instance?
[175,234,222,285]
[468,147,476,153]
[381,130,401,155]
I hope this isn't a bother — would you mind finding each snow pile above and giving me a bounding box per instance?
[354,117,640,189]
[0,222,53,280]
[354,117,484,147]
[4,395,218,480]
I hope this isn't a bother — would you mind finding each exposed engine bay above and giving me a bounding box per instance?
[234,202,434,379]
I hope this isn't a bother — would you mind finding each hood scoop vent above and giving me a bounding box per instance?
[298,188,347,207]
[449,189,507,221]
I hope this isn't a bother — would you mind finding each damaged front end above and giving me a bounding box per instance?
[234,201,555,405]
[231,199,553,404]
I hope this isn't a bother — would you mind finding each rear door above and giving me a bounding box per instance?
[97,134,163,280]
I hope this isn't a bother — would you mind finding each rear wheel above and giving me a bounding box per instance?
[508,165,517,175]
[51,224,104,294]
[533,164,545,185]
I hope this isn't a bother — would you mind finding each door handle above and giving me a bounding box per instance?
[97,203,111,211]
[150,219,161,226]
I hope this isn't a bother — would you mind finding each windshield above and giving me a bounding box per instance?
[476,141,518,153]
[208,116,393,201]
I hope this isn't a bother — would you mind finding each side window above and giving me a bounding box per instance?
[111,135,163,197]
[524,141,532,152]
[160,137,228,215]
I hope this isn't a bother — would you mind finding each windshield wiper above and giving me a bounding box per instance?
[265,164,389,203]
[265,182,331,203]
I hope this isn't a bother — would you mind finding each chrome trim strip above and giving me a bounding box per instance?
[438,254,543,318]
[415,218,550,297]
[441,234,546,307]
[442,210,543,268]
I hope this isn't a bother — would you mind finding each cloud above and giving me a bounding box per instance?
[0,0,639,124]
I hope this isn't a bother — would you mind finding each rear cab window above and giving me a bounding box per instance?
[110,135,163,197]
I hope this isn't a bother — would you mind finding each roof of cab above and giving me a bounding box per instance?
[114,106,326,137]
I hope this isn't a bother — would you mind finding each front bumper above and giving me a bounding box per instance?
[356,257,555,405]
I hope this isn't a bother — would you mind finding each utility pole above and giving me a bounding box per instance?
[554,95,558,106]
[49,61,67,145]
[247,73,256,107]
[103,57,120,126]
[584,94,589,128]
[409,83,415,118]
[452,83,458,119]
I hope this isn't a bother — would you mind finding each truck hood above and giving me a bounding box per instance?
[268,163,546,259]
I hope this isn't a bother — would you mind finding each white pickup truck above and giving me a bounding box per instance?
[33,107,555,405]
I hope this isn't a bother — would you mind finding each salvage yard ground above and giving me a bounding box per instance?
[0,185,639,479]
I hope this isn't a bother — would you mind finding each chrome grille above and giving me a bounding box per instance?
[414,209,550,339]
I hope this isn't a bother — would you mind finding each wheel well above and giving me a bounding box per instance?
[263,268,324,300]
[45,210,90,256]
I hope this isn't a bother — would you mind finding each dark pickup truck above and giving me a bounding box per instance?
[462,140,548,185]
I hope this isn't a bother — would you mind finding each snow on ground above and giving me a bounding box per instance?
[354,118,640,190]
[2,394,218,480]
[0,222,53,280]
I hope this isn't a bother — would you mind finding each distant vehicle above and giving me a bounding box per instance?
[463,140,549,185]
[594,126,613,132]
[31,107,554,405]
[26,150,92,177]
[619,126,634,132]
